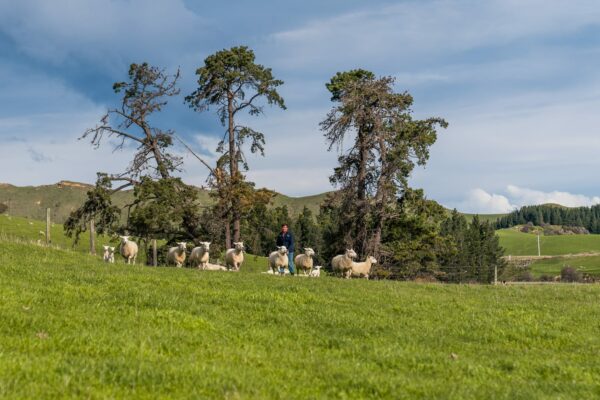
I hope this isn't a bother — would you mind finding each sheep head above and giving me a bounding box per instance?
[119,235,130,244]
[277,246,288,255]
[103,245,109,251]
[201,241,211,251]
[233,242,244,251]
[346,249,357,259]
[109,247,115,253]
[304,247,315,257]
[368,256,377,264]
[177,242,187,251]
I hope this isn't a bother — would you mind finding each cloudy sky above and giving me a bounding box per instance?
[1,0,600,213]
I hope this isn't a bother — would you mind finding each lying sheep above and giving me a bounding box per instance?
[203,262,227,271]
[189,242,211,269]
[225,242,245,271]
[294,247,315,276]
[309,265,323,278]
[119,236,138,265]
[350,256,377,279]
[268,246,289,275]
[331,249,358,279]
[102,245,115,264]
[167,242,187,267]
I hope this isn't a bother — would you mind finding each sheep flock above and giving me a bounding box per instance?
[100,237,377,279]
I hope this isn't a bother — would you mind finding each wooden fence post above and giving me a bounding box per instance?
[89,218,96,255]
[45,208,51,245]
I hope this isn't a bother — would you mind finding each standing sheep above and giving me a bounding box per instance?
[225,242,245,271]
[350,256,377,279]
[331,249,358,278]
[119,236,138,265]
[294,247,315,276]
[102,245,115,264]
[309,265,323,278]
[167,242,188,267]
[189,242,211,269]
[269,246,289,275]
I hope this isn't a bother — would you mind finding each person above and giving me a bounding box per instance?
[276,223,295,275]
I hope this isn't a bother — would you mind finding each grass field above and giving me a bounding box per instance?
[498,228,600,256]
[529,255,600,277]
[2,237,600,398]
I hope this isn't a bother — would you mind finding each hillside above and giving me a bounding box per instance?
[2,236,600,398]
[497,227,600,256]
[0,181,326,223]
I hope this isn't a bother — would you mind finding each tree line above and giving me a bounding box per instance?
[495,204,600,233]
[64,46,504,282]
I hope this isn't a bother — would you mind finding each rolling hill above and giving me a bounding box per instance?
[0,181,328,223]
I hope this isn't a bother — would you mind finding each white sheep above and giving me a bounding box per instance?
[189,242,211,269]
[203,262,227,271]
[309,265,323,278]
[294,247,315,276]
[167,242,187,267]
[269,246,289,275]
[119,236,138,265]
[102,245,115,264]
[331,249,358,278]
[350,256,377,279]
[225,241,245,271]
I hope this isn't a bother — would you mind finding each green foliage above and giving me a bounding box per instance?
[325,69,375,101]
[128,177,201,243]
[496,204,600,233]
[64,175,121,244]
[2,238,600,398]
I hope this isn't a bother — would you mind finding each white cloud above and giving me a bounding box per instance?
[458,188,516,214]
[456,185,600,214]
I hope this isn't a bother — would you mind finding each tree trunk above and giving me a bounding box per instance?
[371,136,389,258]
[227,91,241,243]
[89,218,96,255]
[355,126,369,256]
[152,239,158,267]
[225,221,232,249]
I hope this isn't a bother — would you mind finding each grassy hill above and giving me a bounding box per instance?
[0,181,327,224]
[1,236,600,398]
[529,254,600,277]
[497,227,600,256]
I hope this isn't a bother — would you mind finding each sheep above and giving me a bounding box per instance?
[119,236,138,265]
[102,245,115,264]
[309,265,323,278]
[294,247,316,276]
[331,249,358,278]
[189,242,211,269]
[350,256,377,279]
[268,246,289,275]
[225,242,245,271]
[203,262,227,271]
[167,242,187,267]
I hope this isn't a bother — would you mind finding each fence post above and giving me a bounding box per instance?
[89,218,96,255]
[45,208,51,245]
[152,239,158,267]
[494,265,498,285]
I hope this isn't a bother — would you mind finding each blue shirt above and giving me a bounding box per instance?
[276,231,295,253]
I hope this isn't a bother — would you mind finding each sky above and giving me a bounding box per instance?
[1,0,600,213]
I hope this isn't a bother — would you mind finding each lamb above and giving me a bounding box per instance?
[167,242,188,267]
[225,241,245,271]
[102,245,115,264]
[203,262,227,271]
[294,247,316,276]
[350,256,377,279]
[331,249,358,278]
[309,265,323,278]
[269,246,289,275]
[119,236,138,265]
[189,242,211,269]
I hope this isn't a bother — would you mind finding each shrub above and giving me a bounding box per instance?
[538,274,553,282]
[561,266,582,283]
[0,203,7,214]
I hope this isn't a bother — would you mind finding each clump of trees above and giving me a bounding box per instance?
[65,51,505,281]
[496,204,600,233]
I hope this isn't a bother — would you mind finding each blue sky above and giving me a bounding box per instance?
[1,0,600,213]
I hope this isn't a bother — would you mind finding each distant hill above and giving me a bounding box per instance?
[0,181,329,223]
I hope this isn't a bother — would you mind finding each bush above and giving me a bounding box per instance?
[538,274,553,282]
[561,266,582,283]
[0,203,7,214]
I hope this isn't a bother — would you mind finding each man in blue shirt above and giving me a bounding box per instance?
[276,223,295,275]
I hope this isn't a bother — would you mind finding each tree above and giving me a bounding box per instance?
[295,206,322,261]
[185,46,285,247]
[320,72,447,261]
